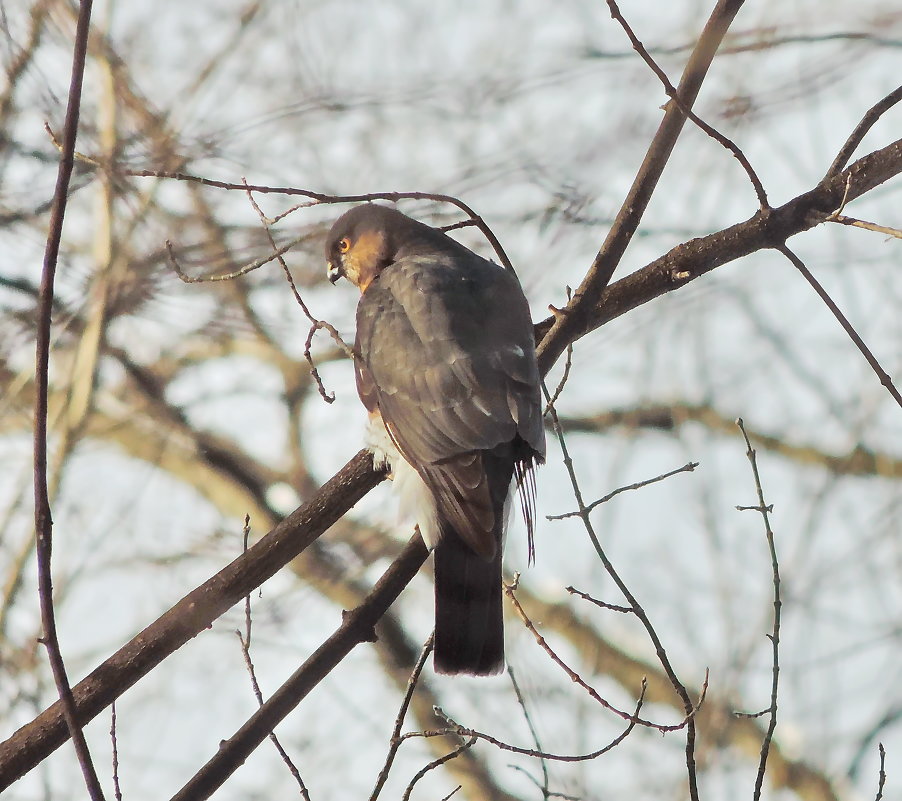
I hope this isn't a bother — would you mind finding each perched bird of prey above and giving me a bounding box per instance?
[326,204,544,675]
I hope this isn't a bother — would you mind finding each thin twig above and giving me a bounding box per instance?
[508,666,549,799]
[438,219,477,234]
[166,235,308,282]
[508,766,583,801]
[504,578,635,723]
[33,0,105,796]
[547,461,698,520]
[543,287,574,417]
[776,244,902,410]
[505,578,706,732]
[566,586,633,615]
[824,85,902,180]
[736,419,782,801]
[400,738,476,801]
[827,214,902,239]
[369,633,434,801]
[874,743,886,801]
[733,707,771,720]
[542,383,702,799]
[828,173,854,218]
[128,170,516,273]
[606,0,769,209]
[110,701,122,801]
[243,180,353,403]
[236,515,311,799]
[423,692,646,763]
[543,340,573,418]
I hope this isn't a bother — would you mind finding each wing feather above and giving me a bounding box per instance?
[356,255,542,458]
[355,252,544,556]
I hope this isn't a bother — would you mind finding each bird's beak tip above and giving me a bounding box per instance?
[327,262,342,284]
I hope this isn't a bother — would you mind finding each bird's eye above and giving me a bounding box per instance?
[338,237,351,253]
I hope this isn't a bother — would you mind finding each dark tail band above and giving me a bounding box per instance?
[433,534,504,675]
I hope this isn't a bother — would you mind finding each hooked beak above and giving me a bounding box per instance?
[327,261,343,284]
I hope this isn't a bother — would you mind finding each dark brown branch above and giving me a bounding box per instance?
[535,136,902,357]
[824,85,902,179]
[169,533,429,801]
[0,450,386,789]
[32,0,104,797]
[370,634,434,801]
[536,0,746,377]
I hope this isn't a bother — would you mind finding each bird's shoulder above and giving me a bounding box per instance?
[360,252,529,341]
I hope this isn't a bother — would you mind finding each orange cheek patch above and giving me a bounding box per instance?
[347,230,386,291]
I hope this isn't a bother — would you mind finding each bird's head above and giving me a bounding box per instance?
[325,204,449,292]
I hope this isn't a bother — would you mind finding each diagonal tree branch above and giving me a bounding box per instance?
[824,84,902,179]
[0,450,385,788]
[536,0,747,376]
[535,135,902,351]
[170,534,430,801]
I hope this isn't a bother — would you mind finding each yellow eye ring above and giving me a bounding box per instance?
[338,237,351,253]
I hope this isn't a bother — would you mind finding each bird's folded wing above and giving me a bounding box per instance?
[354,254,543,557]
[354,254,544,464]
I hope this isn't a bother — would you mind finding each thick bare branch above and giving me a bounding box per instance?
[536,135,902,360]
[536,0,746,376]
[169,533,429,801]
[0,451,385,788]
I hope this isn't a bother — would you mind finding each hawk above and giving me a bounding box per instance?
[325,204,545,675]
